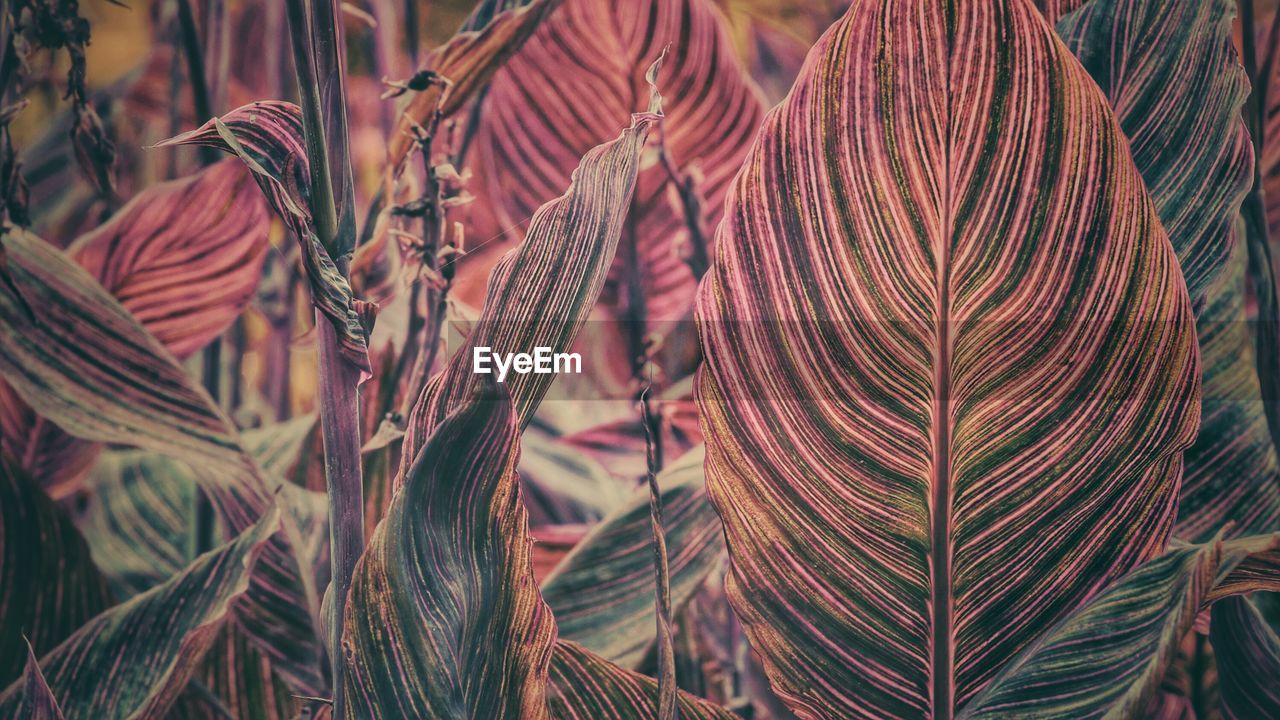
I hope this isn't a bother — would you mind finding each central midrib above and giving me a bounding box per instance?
[931,9,957,718]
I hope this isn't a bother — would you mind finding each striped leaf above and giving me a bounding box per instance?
[959,535,1280,719]
[16,641,64,720]
[0,507,283,719]
[0,226,325,694]
[0,459,111,690]
[385,0,566,172]
[541,445,724,668]
[695,1,1201,717]
[0,159,271,493]
[398,102,660,466]
[169,625,300,720]
[1211,596,1280,719]
[548,639,735,719]
[340,386,558,719]
[463,0,765,328]
[1057,0,1276,540]
[158,102,371,377]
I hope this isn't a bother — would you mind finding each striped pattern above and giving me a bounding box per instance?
[399,107,658,468]
[169,625,300,720]
[159,102,372,378]
[17,642,63,720]
[0,226,326,695]
[465,0,765,327]
[695,1,1201,718]
[1057,0,1276,541]
[0,459,111,690]
[0,509,282,719]
[1211,596,1280,719]
[541,445,725,668]
[341,387,558,719]
[548,639,736,719]
[385,0,565,173]
[960,535,1280,719]
[1,159,270,495]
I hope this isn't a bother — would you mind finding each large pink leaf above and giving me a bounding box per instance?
[695,1,1200,717]
[462,0,764,335]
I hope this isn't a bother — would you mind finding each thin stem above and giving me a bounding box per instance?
[642,386,677,720]
[175,0,220,167]
[285,0,365,710]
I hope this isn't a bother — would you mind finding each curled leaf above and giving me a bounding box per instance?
[1212,596,1280,719]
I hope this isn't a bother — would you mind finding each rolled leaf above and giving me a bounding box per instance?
[464,0,765,326]
[548,639,735,719]
[695,2,1201,717]
[340,386,558,719]
[0,459,111,689]
[541,445,724,667]
[1211,596,1280,719]
[17,641,64,720]
[1058,0,1275,542]
[385,0,566,172]
[157,102,371,377]
[0,507,283,719]
[959,535,1280,719]
[399,103,660,466]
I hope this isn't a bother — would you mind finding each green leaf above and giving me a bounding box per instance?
[1212,595,1280,719]
[0,507,283,719]
[960,535,1280,719]
[541,445,724,667]
[547,640,734,719]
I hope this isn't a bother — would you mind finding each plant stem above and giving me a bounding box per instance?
[642,386,677,720]
[285,0,364,709]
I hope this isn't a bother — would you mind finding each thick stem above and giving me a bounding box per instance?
[286,0,364,709]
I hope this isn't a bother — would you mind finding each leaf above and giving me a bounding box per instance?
[398,102,660,466]
[1,159,271,492]
[1034,0,1087,24]
[67,158,270,359]
[519,427,632,525]
[464,0,765,327]
[0,507,283,719]
[0,458,111,689]
[17,641,64,720]
[1211,596,1280,719]
[694,1,1201,717]
[157,102,371,377]
[1056,0,1275,541]
[547,639,735,720]
[0,226,325,694]
[385,0,567,172]
[340,386,558,719]
[541,445,724,668]
[169,625,300,720]
[959,535,1280,719]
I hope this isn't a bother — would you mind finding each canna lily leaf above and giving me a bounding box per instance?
[0,226,326,694]
[1211,595,1280,719]
[540,445,724,668]
[695,1,1201,717]
[17,641,64,720]
[169,625,300,720]
[1034,0,1087,24]
[0,507,284,719]
[398,101,661,466]
[0,458,111,689]
[67,158,270,359]
[959,535,1280,719]
[340,386,558,719]
[1057,0,1276,540]
[385,0,566,173]
[547,639,735,719]
[157,102,372,378]
[0,158,271,493]
[463,0,765,329]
